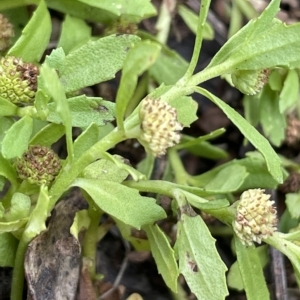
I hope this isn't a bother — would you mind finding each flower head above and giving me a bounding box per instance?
[139,98,183,156]
[231,69,270,95]
[0,14,14,52]
[0,56,39,106]
[233,189,277,246]
[15,145,61,186]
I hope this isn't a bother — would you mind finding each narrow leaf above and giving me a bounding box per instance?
[0,233,18,267]
[234,237,270,300]
[72,178,166,229]
[196,87,283,183]
[8,0,51,62]
[144,224,179,292]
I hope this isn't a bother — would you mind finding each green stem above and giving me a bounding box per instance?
[83,203,103,278]
[11,238,29,300]
[168,148,188,185]
[48,128,126,212]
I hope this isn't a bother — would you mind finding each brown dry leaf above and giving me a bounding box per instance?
[126,293,143,300]
[25,190,88,300]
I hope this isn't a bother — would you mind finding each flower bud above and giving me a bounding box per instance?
[15,145,61,186]
[0,56,39,106]
[0,14,14,52]
[233,189,277,246]
[139,98,183,157]
[231,69,270,95]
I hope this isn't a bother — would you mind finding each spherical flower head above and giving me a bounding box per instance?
[15,145,61,186]
[0,56,39,106]
[0,14,14,51]
[231,69,270,95]
[139,98,183,157]
[233,189,277,246]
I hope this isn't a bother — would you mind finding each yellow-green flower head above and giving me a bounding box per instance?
[0,56,39,106]
[231,69,270,95]
[0,14,14,52]
[15,145,61,186]
[233,189,277,246]
[139,98,183,157]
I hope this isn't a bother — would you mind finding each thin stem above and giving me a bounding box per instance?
[183,0,211,79]
[11,239,29,300]
[168,148,188,185]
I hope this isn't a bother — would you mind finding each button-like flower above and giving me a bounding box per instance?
[231,69,270,95]
[233,189,277,246]
[0,14,14,52]
[0,56,39,106]
[15,145,61,186]
[139,98,183,156]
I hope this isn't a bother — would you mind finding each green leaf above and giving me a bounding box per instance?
[234,237,270,300]
[243,94,260,127]
[0,218,28,233]
[44,47,66,71]
[259,85,285,146]
[205,164,248,192]
[116,40,161,129]
[2,115,33,159]
[73,123,99,161]
[57,14,91,54]
[30,123,65,147]
[40,63,73,161]
[176,203,228,299]
[144,224,179,292]
[4,193,31,222]
[72,178,166,229]
[279,69,300,113]
[59,34,141,93]
[8,0,51,63]
[285,193,300,219]
[0,97,18,116]
[0,233,18,267]
[178,5,214,40]
[0,153,18,185]
[83,158,129,183]
[227,245,268,291]
[0,117,15,150]
[47,95,116,128]
[196,87,283,183]
[77,0,156,22]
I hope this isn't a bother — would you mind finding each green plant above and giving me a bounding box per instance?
[0,0,300,299]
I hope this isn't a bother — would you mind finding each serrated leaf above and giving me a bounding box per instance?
[196,87,283,183]
[57,14,91,54]
[279,69,299,113]
[0,97,18,116]
[177,212,228,299]
[144,224,179,292]
[44,47,66,71]
[59,34,140,93]
[0,233,18,267]
[30,123,65,146]
[234,237,270,300]
[72,178,166,229]
[4,193,31,222]
[116,40,161,129]
[259,85,286,146]
[77,0,156,22]
[2,115,33,159]
[47,95,115,128]
[8,0,51,63]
